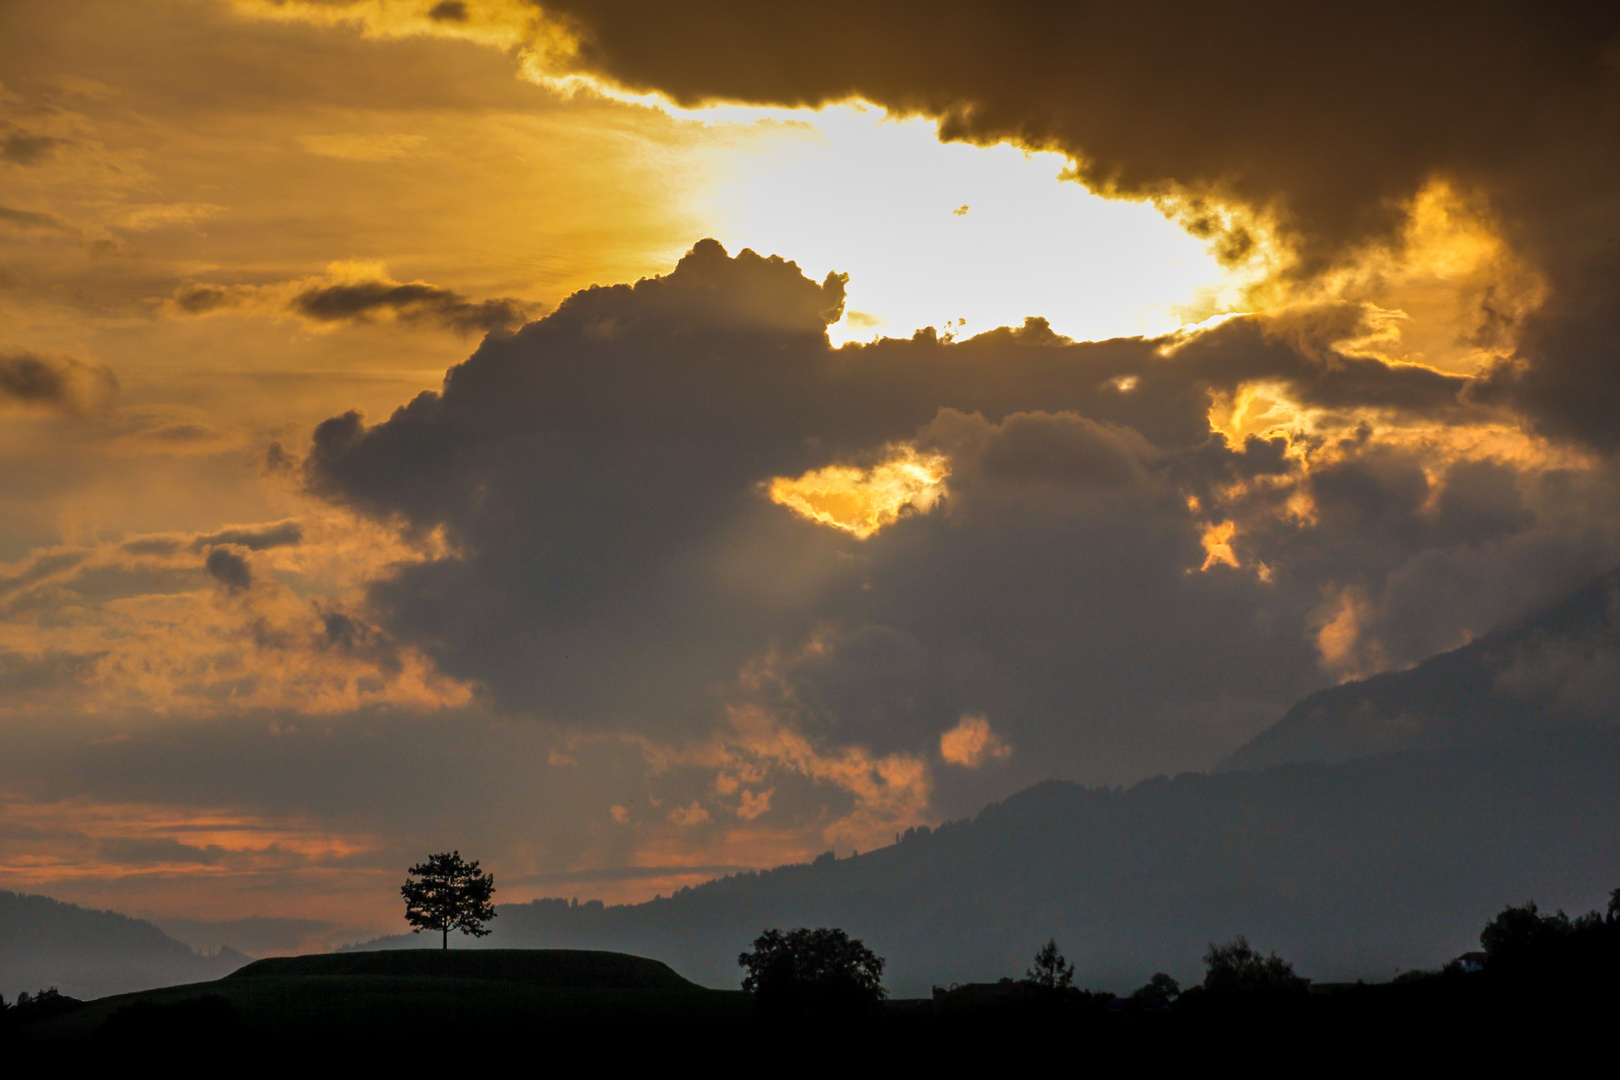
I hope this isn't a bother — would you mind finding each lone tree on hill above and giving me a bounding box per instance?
[401,851,497,949]
[738,927,886,1017]
[1025,938,1076,990]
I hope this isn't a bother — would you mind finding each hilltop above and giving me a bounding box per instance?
[17,947,737,1048]
[228,947,694,988]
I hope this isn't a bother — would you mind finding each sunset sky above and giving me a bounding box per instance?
[4,0,1619,951]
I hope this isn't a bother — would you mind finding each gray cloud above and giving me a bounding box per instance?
[306,241,1617,795]
[168,277,538,336]
[1,132,62,166]
[0,204,77,234]
[0,349,116,413]
[193,521,303,553]
[0,649,100,694]
[97,837,223,867]
[204,547,252,591]
[427,1,469,23]
[288,280,534,335]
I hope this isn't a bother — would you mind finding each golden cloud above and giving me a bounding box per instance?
[939,714,1011,768]
[0,508,470,720]
[768,445,950,539]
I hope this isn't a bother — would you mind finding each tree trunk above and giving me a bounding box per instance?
[443,926,448,950]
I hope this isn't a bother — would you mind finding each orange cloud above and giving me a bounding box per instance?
[1198,521,1240,571]
[0,508,471,720]
[768,445,950,538]
[0,791,387,928]
[939,714,1011,768]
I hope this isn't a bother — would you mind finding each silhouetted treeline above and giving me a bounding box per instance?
[13,886,1620,1066]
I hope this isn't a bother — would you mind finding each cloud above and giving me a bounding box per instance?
[166,264,538,335]
[0,350,117,413]
[0,512,470,719]
[254,3,1620,450]
[98,836,224,867]
[289,279,531,335]
[298,133,427,162]
[204,547,253,591]
[301,239,1620,800]
[939,715,1010,768]
[2,132,62,166]
[0,205,80,237]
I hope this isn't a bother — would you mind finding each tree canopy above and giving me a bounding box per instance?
[1202,936,1308,994]
[738,927,886,1017]
[401,851,497,949]
[1025,938,1076,991]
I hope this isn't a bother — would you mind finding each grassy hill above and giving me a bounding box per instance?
[19,948,740,1047]
[228,947,696,987]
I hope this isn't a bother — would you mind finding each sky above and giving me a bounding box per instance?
[3,0,1619,951]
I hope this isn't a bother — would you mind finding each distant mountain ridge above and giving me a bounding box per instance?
[1221,566,1620,771]
[0,890,248,1000]
[343,726,1620,995]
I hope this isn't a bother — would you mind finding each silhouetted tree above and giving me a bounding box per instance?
[1025,938,1075,990]
[1203,936,1307,994]
[1131,972,1181,1001]
[401,851,497,949]
[1480,901,1572,968]
[1607,887,1620,924]
[738,927,886,1017]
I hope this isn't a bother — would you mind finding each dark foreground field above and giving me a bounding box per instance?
[9,947,1617,1067]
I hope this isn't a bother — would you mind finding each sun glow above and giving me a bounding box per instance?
[768,446,950,538]
[699,105,1251,345]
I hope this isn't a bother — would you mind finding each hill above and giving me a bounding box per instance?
[342,726,1620,996]
[228,947,695,988]
[18,948,735,1047]
[0,890,249,1000]
[1222,566,1620,771]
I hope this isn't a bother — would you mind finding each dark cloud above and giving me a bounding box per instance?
[192,521,303,553]
[204,547,252,591]
[427,1,470,22]
[543,3,1615,255]
[168,276,538,335]
[0,204,77,234]
[537,2,1620,448]
[167,283,242,315]
[0,649,99,694]
[1,132,62,166]
[288,280,535,335]
[97,837,223,867]
[0,349,116,413]
[307,242,1614,790]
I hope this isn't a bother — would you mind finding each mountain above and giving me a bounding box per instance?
[346,725,1620,996]
[1222,566,1620,771]
[0,890,249,1000]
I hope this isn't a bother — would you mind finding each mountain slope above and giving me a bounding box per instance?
[1222,566,1620,771]
[347,726,1620,995]
[0,890,248,1000]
